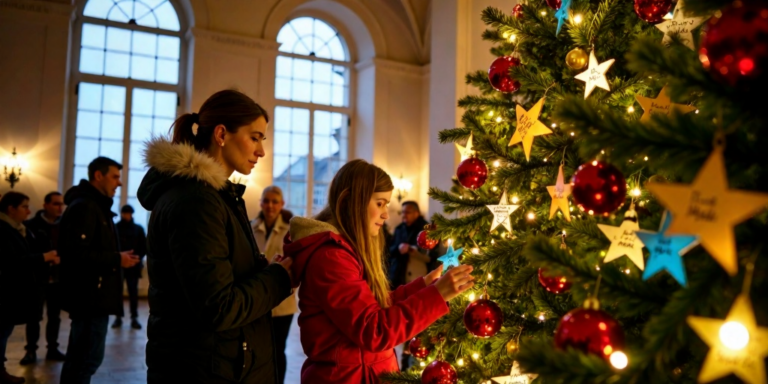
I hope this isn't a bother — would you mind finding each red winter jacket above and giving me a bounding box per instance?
[284,217,449,384]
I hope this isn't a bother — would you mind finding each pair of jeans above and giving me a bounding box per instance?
[25,283,64,352]
[60,315,108,384]
[272,314,294,384]
[116,276,139,319]
[0,323,15,365]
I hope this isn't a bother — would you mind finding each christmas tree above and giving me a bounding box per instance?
[383,0,768,383]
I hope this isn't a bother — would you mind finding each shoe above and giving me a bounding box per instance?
[45,349,66,361]
[19,351,36,365]
[130,318,142,330]
[111,318,122,328]
[0,367,25,384]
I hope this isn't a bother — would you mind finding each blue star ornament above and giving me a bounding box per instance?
[555,0,572,35]
[635,211,699,286]
[437,245,464,272]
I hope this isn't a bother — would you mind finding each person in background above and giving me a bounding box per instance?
[20,191,66,365]
[0,192,60,384]
[58,157,140,384]
[285,160,475,383]
[251,186,295,384]
[112,204,147,330]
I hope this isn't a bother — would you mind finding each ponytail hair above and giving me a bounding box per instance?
[171,90,269,152]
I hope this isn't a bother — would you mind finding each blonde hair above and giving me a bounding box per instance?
[261,185,284,202]
[315,160,394,308]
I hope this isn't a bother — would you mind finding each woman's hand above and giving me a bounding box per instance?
[272,254,295,285]
[424,267,442,285]
[434,265,474,301]
[43,250,60,265]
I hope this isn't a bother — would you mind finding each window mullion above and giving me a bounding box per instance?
[307,108,315,216]
[121,86,133,210]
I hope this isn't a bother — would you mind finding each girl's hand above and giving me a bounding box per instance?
[424,267,442,285]
[434,265,474,301]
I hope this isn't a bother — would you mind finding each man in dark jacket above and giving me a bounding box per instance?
[58,157,140,384]
[20,191,67,365]
[112,204,147,330]
[387,201,430,289]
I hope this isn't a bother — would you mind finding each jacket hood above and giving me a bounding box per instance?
[64,179,114,214]
[284,217,352,288]
[137,136,230,211]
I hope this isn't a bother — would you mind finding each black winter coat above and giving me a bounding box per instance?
[25,210,60,284]
[116,219,147,279]
[0,220,45,326]
[58,180,124,319]
[138,138,292,384]
[387,216,429,288]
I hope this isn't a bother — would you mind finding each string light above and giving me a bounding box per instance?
[627,106,635,113]
[610,351,628,369]
[471,247,480,255]
[491,239,495,245]
[541,10,547,16]
[457,358,465,367]
[511,196,519,204]
[596,265,601,271]
[538,313,546,321]
[592,160,598,166]
[495,116,503,123]
[588,210,594,215]
[493,160,501,167]
[488,110,495,117]
[631,188,641,197]
[492,186,498,191]
[420,361,426,367]
[573,14,583,24]
[570,132,575,136]
[527,212,536,220]
[448,238,454,245]
[644,156,649,161]
[719,321,750,350]
[625,269,631,275]
[508,34,517,42]
[488,273,493,280]
[600,251,607,257]
[601,150,605,154]
[472,353,480,360]
[551,123,557,128]
[468,292,476,302]
[695,109,700,114]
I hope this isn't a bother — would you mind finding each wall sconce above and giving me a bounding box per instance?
[3,147,27,189]
[392,174,413,203]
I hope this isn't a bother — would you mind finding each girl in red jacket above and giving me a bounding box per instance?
[284,159,475,384]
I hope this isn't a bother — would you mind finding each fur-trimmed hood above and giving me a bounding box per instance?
[137,136,230,211]
[289,216,339,242]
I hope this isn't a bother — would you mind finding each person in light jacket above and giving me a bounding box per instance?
[284,159,475,384]
[251,186,295,384]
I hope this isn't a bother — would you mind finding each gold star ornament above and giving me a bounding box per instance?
[636,86,697,123]
[456,132,475,161]
[687,294,768,384]
[646,146,768,275]
[509,97,552,161]
[547,164,572,221]
[655,0,706,50]
[574,50,615,99]
[597,207,646,270]
[487,191,520,233]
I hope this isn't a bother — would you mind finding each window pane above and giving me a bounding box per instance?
[156,59,179,84]
[153,117,174,133]
[102,85,126,113]
[311,83,331,105]
[314,110,332,135]
[292,59,312,80]
[310,37,325,57]
[291,80,311,103]
[273,155,290,177]
[78,83,103,111]
[273,132,291,155]
[79,48,105,75]
[154,1,180,31]
[328,38,346,61]
[154,91,177,118]
[275,78,291,101]
[332,85,346,107]
[312,62,332,84]
[75,138,99,166]
[131,55,156,81]
[100,140,123,162]
[101,113,124,140]
[157,36,180,59]
[111,193,121,216]
[276,56,292,78]
[292,108,310,133]
[106,27,131,52]
[127,197,149,228]
[83,0,112,18]
[274,107,291,131]
[313,20,337,43]
[132,31,157,56]
[291,134,309,157]
[132,89,155,116]
[82,24,106,49]
[276,26,299,54]
[105,51,130,78]
[332,66,347,85]
[290,18,314,39]
[73,166,88,184]
[133,3,156,28]
[127,169,146,196]
[131,116,153,142]
[76,111,101,138]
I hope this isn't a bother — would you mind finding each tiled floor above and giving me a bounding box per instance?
[4,300,308,384]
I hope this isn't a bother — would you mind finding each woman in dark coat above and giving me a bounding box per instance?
[137,90,293,384]
[0,192,59,383]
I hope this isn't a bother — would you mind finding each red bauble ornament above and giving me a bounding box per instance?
[512,4,524,18]
[409,337,430,360]
[457,157,488,190]
[538,268,572,294]
[421,360,458,384]
[633,0,673,24]
[554,307,625,360]
[571,161,627,215]
[488,56,521,93]
[417,229,439,250]
[699,1,768,89]
[463,299,503,338]
[545,0,562,10]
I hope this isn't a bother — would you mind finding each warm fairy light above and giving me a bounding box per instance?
[592,160,598,166]
[632,188,641,197]
[471,247,480,255]
[511,196,520,204]
[570,132,575,136]
[600,250,607,257]
[588,210,594,215]
[551,123,557,128]
[562,230,567,235]
[492,186,498,191]
[627,106,635,113]
[601,150,605,154]
[448,238,453,245]
[543,158,548,162]
[508,34,517,42]
[493,160,501,167]
[573,14,583,24]
[488,110,495,117]
[596,265,601,271]
[496,116,503,123]
[720,321,750,350]
[644,156,649,161]
[420,361,426,367]
[610,351,628,369]
[527,212,535,220]
[468,292,476,302]
[457,358,465,366]
[488,273,493,280]
[569,206,574,212]
[472,353,480,360]
[541,10,547,16]
[625,269,631,275]
[538,313,545,321]
[695,109,700,114]
[491,239,495,244]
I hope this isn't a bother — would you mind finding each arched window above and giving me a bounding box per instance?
[68,0,185,225]
[273,17,351,217]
